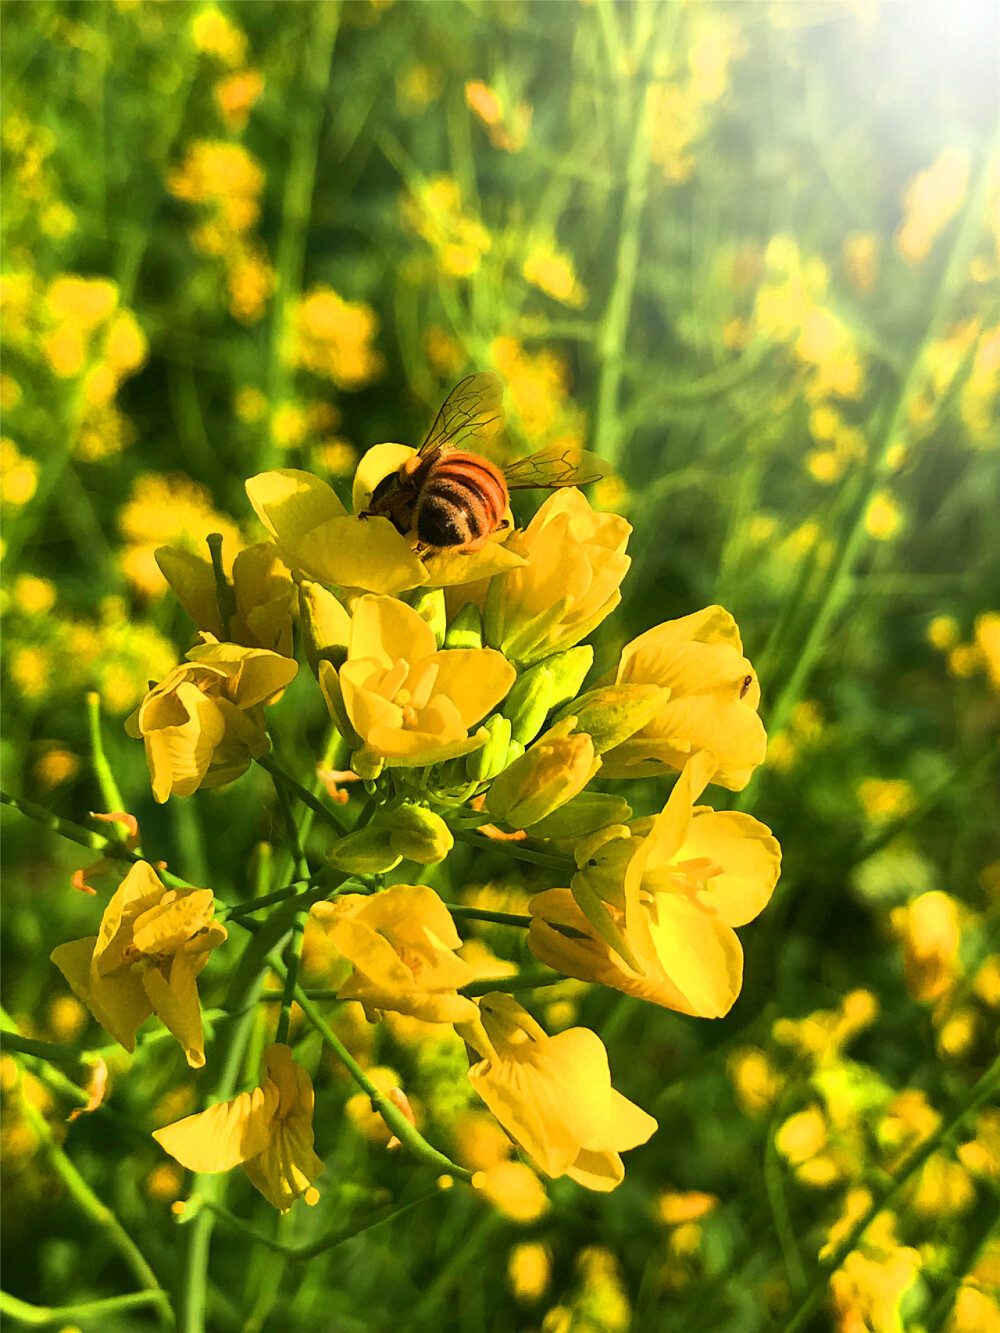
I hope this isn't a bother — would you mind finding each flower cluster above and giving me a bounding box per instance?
[50,373,780,1213]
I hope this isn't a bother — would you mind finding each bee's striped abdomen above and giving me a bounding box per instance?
[416,452,508,548]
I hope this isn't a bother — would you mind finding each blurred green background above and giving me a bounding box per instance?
[2,2,999,1331]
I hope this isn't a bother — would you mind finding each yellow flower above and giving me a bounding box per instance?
[287,286,383,389]
[154,541,296,656]
[246,467,427,596]
[191,6,248,66]
[530,754,780,1018]
[891,891,961,1002]
[323,594,515,769]
[51,862,227,1067]
[213,69,264,131]
[865,491,903,541]
[125,639,297,802]
[522,241,586,308]
[153,1043,324,1211]
[312,884,478,1024]
[484,489,631,666]
[896,146,970,265]
[462,994,656,1191]
[599,605,767,790]
[485,719,601,830]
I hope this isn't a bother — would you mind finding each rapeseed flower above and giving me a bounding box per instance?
[287,286,384,389]
[462,994,656,1191]
[598,606,767,790]
[153,1043,324,1210]
[483,489,630,665]
[126,639,297,801]
[530,754,780,1017]
[892,891,962,1002]
[51,862,226,1067]
[486,719,601,830]
[321,594,514,769]
[155,541,296,656]
[312,884,478,1024]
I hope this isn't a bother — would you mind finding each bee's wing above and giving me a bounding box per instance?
[503,445,611,490]
[418,372,505,457]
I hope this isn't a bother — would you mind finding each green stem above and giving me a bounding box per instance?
[0,1289,170,1327]
[264,1,341,468]
[450,828,574,874]
[0,1031,87,1070]
[747,147,998,777]
[275,966,472,1182]
[275,911,305,1046]
[460,967,563,998]
[255,754,349,836]
[223,882,310,920]
[777,1056,1000,1333]
[267,760,309,883]
[447,905,533,930]
[85,692,125,813]
[16,1093,172,1327]
[194,1188,443,1262]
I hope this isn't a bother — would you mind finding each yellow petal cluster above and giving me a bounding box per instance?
[312,884,478,1024]
[599,605,767,790]
[462,994,656,1191]
[321,595,514,769]
[530,754,780,1018]
[485,718,600,830]
[484,489,630,665]
[51,862,226,1067]
[153,1043,324,1211]
[155,542,296,656]
[125,639,297,802]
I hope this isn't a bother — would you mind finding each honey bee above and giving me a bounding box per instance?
[359,372,609,553]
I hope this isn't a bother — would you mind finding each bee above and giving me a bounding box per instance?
[359,372,609,553]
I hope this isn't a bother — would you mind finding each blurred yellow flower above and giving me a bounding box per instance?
[508,1241,551,1302]
[118,472,244,599]
[891,891,961,1002]
[287,286,383,389]
[462,993,656,1191]
[312,884,478,1024]
[33,747,80,790]
[857,778,916,824]
[154,1043,324,1211]
[656,1190,717,1225]
[599,605,767,790]
[191,6,248,67]
[830,1246,921,1333]
[896,146,971,265]
[125,638,297,802]
[927,614,960,650]
[324,594,514,768]
[727,1046,784,1115]
[214,69,264,130]
[473,1161,550,1222]
[531,754,780,1018]
[865,491,903,541]
[843,231,880,294]
[402,176,491,278]
[0,438,39,508]
[484,488,631,666]
[465,80,532,153]
[51,861,227,1067]
[522,241,586,308]
[975,611,1000,691]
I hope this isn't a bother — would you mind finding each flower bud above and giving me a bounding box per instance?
[300,581,351,677]
[555,684,673,754]
[444,601,484,650]
[383,803,454,864]
[502,647,594,746]
[409,587,446,648]
[485,719,601,830]
[327,825,400,875]
[466,714,513,783]
[523,792,632,842]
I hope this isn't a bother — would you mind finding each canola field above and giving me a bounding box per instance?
[1,3,999,1332]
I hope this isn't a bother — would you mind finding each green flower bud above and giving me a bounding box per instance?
[409,587,446,648]
[383,803,454,864]
[502,664,555,746]
[539,645,594,711]
[444,601,484,650]
[466,714,513,783]
[485,718,601,830]
[300,581,351,678]
[524,792,633,842]
[555,684,673,754]
[327,824,400,874]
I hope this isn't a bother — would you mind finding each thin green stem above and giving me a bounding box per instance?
[746,147,998,785]
[267,761,309,883]
[777,1057,1000,1333]
[16,1093,172,1327]
[275,911,305,1046]
[193,1188,443,1262]
[460,967,563,998]
[450,828,574,874]
[765,1129,807,1295]
[85,692,125,813]
[0,1289,169,1326]
[223,882,310,920]
[447,905,533,930]
[255,754,349,836]
[275,966,472,1182]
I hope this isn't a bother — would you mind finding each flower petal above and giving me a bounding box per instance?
[296,516,428,595]
[428,648,516,727]
[682,810,781,927]
[350,595,436,667]
[153,1082,279,1172]
[246,469,346,546]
